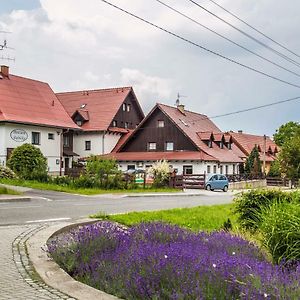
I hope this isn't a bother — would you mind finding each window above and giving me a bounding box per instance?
[213,165,217,173]
[165,142,174,151]
[227,142,232,150]
[233,164,236,174]
[157,120,165,128]
[148,142,156,151]
[183,165,193,175]
[208,140,212,148]
[85,141,91,151]
[112,120,117,127]
[219,175,227,180]
[122,103,126,111]
[63,136,70,147]
[220,141,224,149]
[220,165,223,174]
[225,165,228,175]
[127,104,131,112]
[32,132,40,145]
[124,122,129,129]
[127,165,135,170]
[48,133,54,140]
[207,165,211,174]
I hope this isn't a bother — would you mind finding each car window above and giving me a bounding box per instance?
[219,175,227,180]
[211,175,218,181]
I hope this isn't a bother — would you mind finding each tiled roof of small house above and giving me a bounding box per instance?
[57,87,144,131]
[0,69,78,129]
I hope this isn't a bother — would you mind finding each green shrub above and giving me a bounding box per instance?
[73,175,99,189]
[233,189,300,231]
[7,144,48,181]
[0,166,17,179]
[259,202,300,264]
[51,176,72,186]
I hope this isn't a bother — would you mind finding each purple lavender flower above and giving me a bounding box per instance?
[48,222,300,299]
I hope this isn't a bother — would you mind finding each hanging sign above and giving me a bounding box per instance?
[10,129,28,142]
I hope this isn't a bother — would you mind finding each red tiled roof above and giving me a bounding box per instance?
[0,74,78,129]
[57,87,134,131]
[102,151,217,162]
[230,131,278,156]
[158,104,243,163]
[197,132,213,140]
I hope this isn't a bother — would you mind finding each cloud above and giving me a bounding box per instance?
[1,0,300,136]
[120,68,173,110]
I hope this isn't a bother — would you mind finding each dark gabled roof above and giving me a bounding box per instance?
[56,87,144,132]
[0,74,78,129]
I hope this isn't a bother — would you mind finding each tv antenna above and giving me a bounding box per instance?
[175,93,187,106]
[0,31,15,61]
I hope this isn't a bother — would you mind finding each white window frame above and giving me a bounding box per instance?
[165,142,174,151]
[148,142,157,151]
[157,120,165,128]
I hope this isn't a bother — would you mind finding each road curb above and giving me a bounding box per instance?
[0,196,31,202]
[26,219,120,300]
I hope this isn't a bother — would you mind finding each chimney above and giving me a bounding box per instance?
[0,65,9,78]
[238,130,243,134]
[177,104,185,114]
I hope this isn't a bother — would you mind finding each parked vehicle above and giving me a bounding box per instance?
[205,174,229,192]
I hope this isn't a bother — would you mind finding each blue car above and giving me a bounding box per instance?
[205,174,229,192]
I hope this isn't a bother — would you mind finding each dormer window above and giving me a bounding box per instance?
[208,140,212,148]
[76,120,83,126]
[220,141,224,149]
[122,103,126,111]
[227,142,232,150]
[127,104,131,112]
[112,120,117,127]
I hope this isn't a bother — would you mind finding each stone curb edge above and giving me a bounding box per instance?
[0,196,31,202]
[26,219,120,300]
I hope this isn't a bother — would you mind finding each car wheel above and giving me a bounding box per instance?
[223,185,228,192]
[206,184,211,191]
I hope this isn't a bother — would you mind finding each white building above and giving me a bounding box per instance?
[0,66,78,175]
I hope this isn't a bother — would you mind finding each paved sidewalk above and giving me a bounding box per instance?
[0,225,74,300]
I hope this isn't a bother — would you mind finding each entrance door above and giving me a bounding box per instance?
[64,158,70,172]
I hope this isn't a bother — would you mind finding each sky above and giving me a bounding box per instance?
[0,0,300,137]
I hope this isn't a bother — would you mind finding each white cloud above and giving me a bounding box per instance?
[1,0,300,136]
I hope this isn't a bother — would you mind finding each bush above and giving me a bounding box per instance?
[0,166,17,179]
[258,202,300,265]
[148,160,171,188]
[51,176,72,186]
[233,189,300,231]
[7,144,48,181]
[73,175,99,189]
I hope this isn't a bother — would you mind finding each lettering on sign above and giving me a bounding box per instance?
[10,129,28,142]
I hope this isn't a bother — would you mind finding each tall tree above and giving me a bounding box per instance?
[279,135,300,181]
[245,145,262,175]
[274,121,300,146]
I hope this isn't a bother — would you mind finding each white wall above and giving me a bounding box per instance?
[73,131,121,158]
[0,123,62,173]
[118,160,240,175]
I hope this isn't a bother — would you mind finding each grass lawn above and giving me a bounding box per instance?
[92,203,237,232]
[0,179,180,195]
[0,186,21,195]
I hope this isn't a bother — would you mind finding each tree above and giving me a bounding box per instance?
[7,143,48,180]
[267,159,281,177]
[273,121,300,146]
[245,146,262,176]
[278,135,300,181]
[86,155,119,186]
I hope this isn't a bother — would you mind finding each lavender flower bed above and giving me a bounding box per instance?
[48,222,300,300]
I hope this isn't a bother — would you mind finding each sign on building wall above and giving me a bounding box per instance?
[10,129,28,142]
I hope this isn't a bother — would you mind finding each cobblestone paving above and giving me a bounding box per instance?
[0,225,76,300]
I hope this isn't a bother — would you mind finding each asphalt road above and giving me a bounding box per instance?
[0,189,236,226]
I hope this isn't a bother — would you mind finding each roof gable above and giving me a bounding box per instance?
[57,87,144,131]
